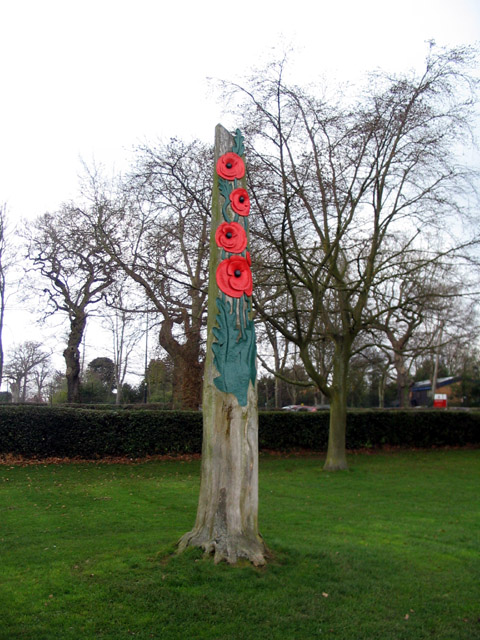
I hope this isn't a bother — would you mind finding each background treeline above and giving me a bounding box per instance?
[1,47,480,467]
[0,406,479,458]
[3,349,479,410]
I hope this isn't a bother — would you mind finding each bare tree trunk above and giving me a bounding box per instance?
[10,379,21,403]
[0,289,4,386]
[0,205,7,387]
[178,125,267,565]
[393,351,410,408]
[159,319,203,410]
[21,377,28,402]
[274,376,281,408]
[113,317,124,406]
[378,373,386,408]
[64,313,86,403]
[271,329,285,409]
[324,341,349,471]
[179,355,203,410]
[179,376,264,563]
[264,379,270,408]
[431,322,444,406]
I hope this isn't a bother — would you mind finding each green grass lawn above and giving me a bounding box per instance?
[1,449,479,640]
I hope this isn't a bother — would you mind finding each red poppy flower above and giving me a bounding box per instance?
[229,188,250,216]
[216,253,253,298]
[215,222,248,253]
[216,152,245,180]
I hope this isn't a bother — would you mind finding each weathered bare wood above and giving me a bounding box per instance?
[178,125,267,565]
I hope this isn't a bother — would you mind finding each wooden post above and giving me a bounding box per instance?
[178,125,267,565]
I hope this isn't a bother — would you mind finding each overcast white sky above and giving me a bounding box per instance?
[1,0,479,390]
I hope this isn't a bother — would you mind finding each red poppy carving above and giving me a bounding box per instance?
[215,222,248,253]
[216,253,253,298]
[229,188,250,216]
[216,152,245,180]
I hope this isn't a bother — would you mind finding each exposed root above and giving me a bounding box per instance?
[177,529,269,566]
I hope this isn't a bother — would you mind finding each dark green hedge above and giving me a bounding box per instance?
[345,409,480,449]
[0,406,202,458]
[260,409,480,450]
[58,403,172,411]
[0,406,479,459]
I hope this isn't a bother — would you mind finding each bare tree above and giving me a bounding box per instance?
[264,328,292,408]
[358,346,396,408]
[418,295,478,404]
[88,140,212,409]
[25,205,115,402]
[256,303,298,408]
[368,251,457,406]
[100,280,146,404]
[4,341,50,402]
[0,203,14,387]
[225,45,479,469]
[31,359,53,403]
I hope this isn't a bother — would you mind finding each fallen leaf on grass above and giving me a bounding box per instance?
[322,593,329,598]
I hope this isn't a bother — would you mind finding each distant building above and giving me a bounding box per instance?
[410,376,462,407]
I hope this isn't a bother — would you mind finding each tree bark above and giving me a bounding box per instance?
[430,322,444,406]
[159,317,203,410]
[324,340,350,471]
[10,378,21,403]
[0,206,7,388]
[178,377,265,564]
[0,287,4,387]
[178,354,203,410]
[63,313,86,403]
[393,350,411,408]
[378,372,386,408]
[178,124,267,565]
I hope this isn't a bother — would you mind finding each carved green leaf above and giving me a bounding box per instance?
[232,129,245,156]
[218,178,232,222]
[212,297,257,406]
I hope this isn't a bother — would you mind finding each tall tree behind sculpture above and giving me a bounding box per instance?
[89,141,211,409]
[25,206,114,402]
[227,45,479,470]
[178,125,267,565]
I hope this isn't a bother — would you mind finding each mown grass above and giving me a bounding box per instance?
[1,449,479,639]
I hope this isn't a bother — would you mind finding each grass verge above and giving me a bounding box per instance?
[0,449,479,639]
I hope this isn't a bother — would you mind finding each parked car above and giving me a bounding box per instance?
[282,404,318,412]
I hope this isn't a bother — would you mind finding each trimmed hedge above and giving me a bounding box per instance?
[346,410,480,449]
[261,409,480,450]
[0,405,479,459]
[0,406,202,458]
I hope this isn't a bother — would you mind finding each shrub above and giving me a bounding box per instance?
[0,406,202,458]
[0,406,478,459]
